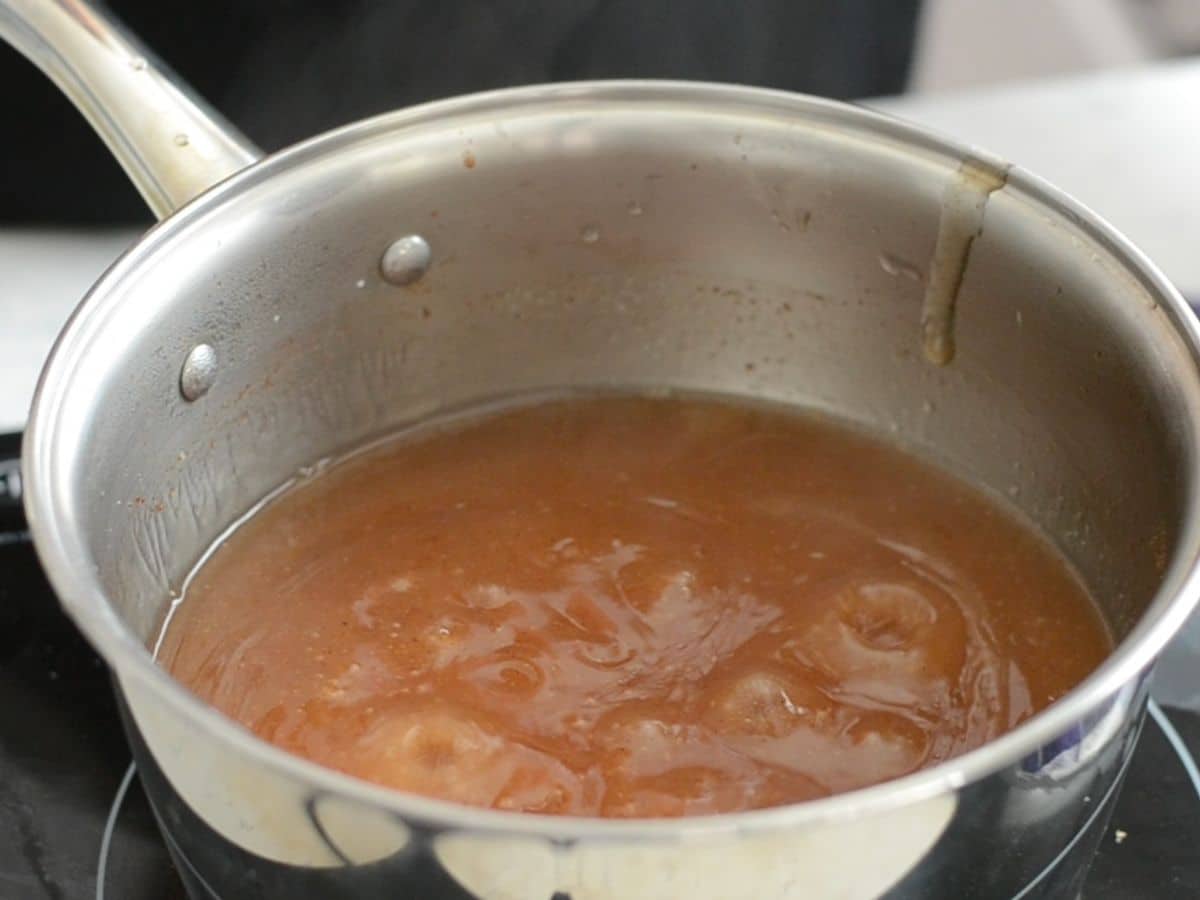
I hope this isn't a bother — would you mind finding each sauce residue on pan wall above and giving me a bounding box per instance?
[921,156,1010,366]
[159,395,1110,817]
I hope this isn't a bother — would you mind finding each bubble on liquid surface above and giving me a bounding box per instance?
[352,708,585,812]
[580,225,601,244]
[840,582,938,652]
[704,671,833,738]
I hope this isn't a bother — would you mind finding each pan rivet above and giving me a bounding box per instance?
[180,344,217,401]
[380,235,432,286]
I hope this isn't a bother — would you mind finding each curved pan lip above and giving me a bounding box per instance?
[23,80,1200,840]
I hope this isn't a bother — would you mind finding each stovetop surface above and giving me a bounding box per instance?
[3,528,1200,899]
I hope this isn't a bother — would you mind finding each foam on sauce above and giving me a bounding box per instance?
[159,395,1111,817]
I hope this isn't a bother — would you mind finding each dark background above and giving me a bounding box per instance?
[0,0,922,223]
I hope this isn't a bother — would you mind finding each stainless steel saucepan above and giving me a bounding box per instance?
[5,1,1200,897]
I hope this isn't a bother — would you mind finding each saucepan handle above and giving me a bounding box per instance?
[0,0,262,219]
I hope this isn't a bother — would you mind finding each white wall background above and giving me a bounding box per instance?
[911,0,1200,92]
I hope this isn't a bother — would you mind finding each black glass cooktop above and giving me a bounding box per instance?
[2,483,1199,899]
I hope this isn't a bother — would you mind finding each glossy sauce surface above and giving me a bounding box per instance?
[161,396,1111,817]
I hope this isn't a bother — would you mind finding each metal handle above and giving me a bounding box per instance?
[0,0,262,219]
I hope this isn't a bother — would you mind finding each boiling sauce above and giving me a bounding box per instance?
[160,396,1111,817]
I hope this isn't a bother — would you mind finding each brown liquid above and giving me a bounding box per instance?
[160,395,1110,817]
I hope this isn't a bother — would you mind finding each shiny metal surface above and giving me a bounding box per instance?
[0,0,259,216]
[9,2,1200,898]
